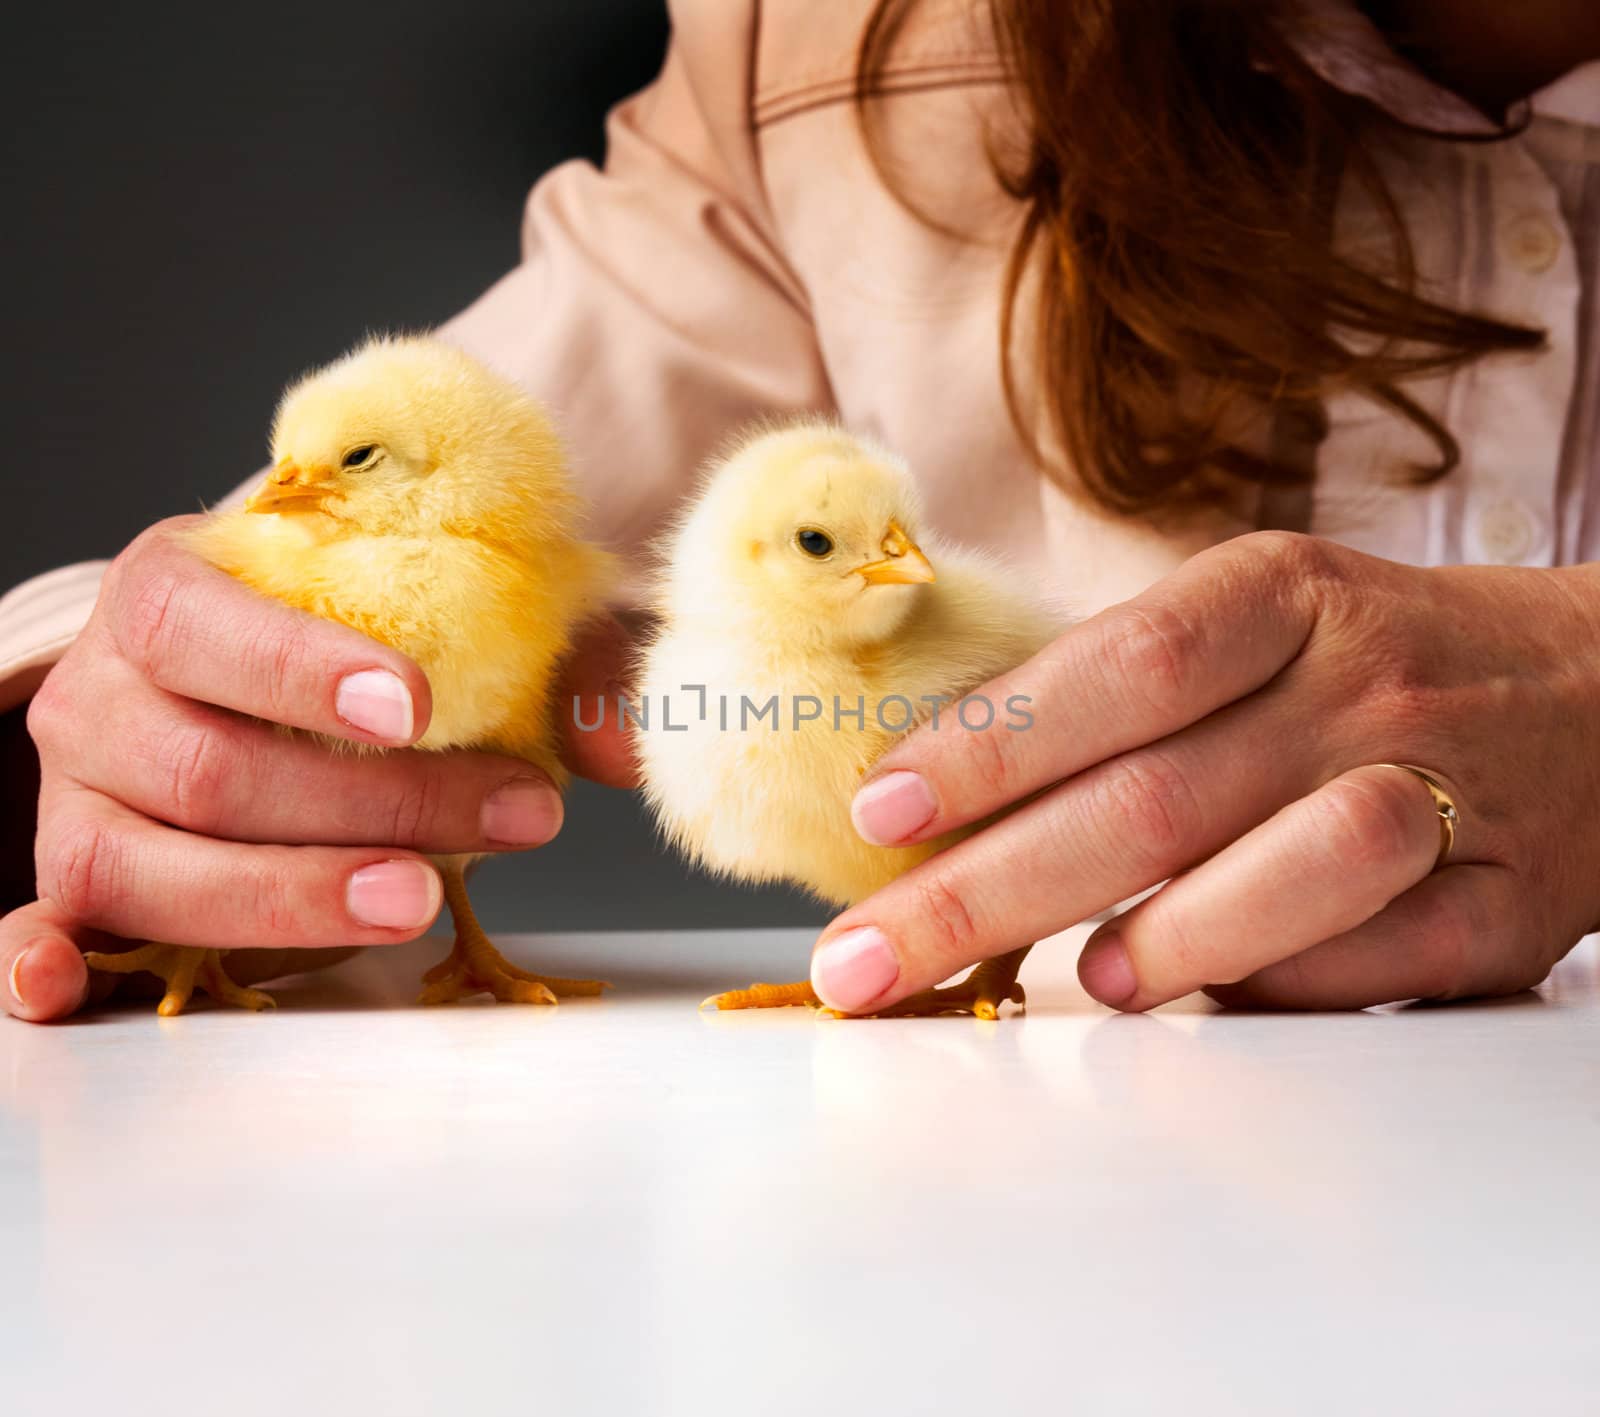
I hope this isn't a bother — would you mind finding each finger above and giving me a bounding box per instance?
[101,518,433,746]
[812,690,1320,1014]
[0,899,116,1022]
[54,661,562,851]
[850,532,1329,848]
[1076,764,1448,1011]
[1205,863,1544,1010]
[35,783,444,949]
[810,687,1457,1015]
[557,614,642,789]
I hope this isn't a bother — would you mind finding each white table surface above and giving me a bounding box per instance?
[2,926,1597,1416]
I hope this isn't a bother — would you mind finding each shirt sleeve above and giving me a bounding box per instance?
[0,563,107,714]
[0,8,830,712]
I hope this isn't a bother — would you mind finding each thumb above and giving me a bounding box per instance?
[1,899,116,1022]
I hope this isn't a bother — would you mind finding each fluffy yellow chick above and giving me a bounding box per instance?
[88,336,614,1014]
[635,422,1067,1017]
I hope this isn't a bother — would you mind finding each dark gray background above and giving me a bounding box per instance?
[4,0,826,932]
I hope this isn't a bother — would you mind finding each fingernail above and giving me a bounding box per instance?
[1079,932,1138,1007]
[811,926,900,1013]
[480,777,564,847]
[8,942,41,1008]
[347,860,441,929]
[851,771,938,846]
[336,669,414,742]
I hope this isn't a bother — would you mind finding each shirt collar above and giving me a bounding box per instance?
[1282,0,1507,135]
[1284,0,1600,136]
[1532,60,1600,127]
[1292,0,1600,134]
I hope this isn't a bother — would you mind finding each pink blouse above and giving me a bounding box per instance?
[3,0,1596,713]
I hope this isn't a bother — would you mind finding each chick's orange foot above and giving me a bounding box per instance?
[418,864,607,1006]
[84,944,277,1017]
[416,938,607,1006]
[699,948,1030,1020]
[699,980,822,1011]
[865,948,1030,1020]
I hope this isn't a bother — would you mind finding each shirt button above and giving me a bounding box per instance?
[1477,498,1536,564]
[1504,215,1561,274]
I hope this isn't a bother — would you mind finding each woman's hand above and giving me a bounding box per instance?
[812,531,1600,1014]
[4,515,635,1024]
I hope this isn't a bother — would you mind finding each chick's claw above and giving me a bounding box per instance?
[699,980,821,1011]
[868,976,1025,1020]
[417,944,609,1006]
[423,864,608,1006]
[84,944,277,1017]
[866,948,1032,1020]
[417,957,557,1007]
[698,950,1031,1019]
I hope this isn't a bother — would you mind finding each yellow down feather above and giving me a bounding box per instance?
[89,336,616,1016]
[187,335,614,775]
[635,421,1067,909]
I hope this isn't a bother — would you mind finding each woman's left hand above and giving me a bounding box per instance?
[813,531,1600,1013]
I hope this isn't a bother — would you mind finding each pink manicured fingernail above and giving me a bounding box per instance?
[811,926,901,1013]
[347,860,441,929]
[1079,932,1137,1007]
[851,771,938,846]
[480,778,564,847]
[336,669,414,742]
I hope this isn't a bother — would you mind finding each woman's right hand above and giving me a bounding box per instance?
[3,516,574,1022]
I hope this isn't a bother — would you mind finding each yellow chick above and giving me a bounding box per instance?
[634,422,1067,1018]
[88,336,615,1014]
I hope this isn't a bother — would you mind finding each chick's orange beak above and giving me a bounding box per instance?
[855,520,936,586]
[244,459,335,513]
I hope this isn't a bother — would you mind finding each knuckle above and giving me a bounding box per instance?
[907,873,982,968]
[958,722,1018,804]
[25,669,72,754]
[387,769,444,848]
[238,613,313,725]
[1319,772,1425,877]
[1088,753,1203,876]
[38,816,125,923]
[242,864,307,942]
[105,523,164,592]
[1343,633,1442,728]
[1243,529,1341,586]
[1356,677,1438,746]
[155,719,236,834]
[117,563,187,679]
[1108,603,1200,721]
[1399,887,1472,998]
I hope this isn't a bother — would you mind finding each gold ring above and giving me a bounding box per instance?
[1375,763,1458,870]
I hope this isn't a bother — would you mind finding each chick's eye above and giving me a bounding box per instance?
[341,444,377,470]
[796,528,834,558]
